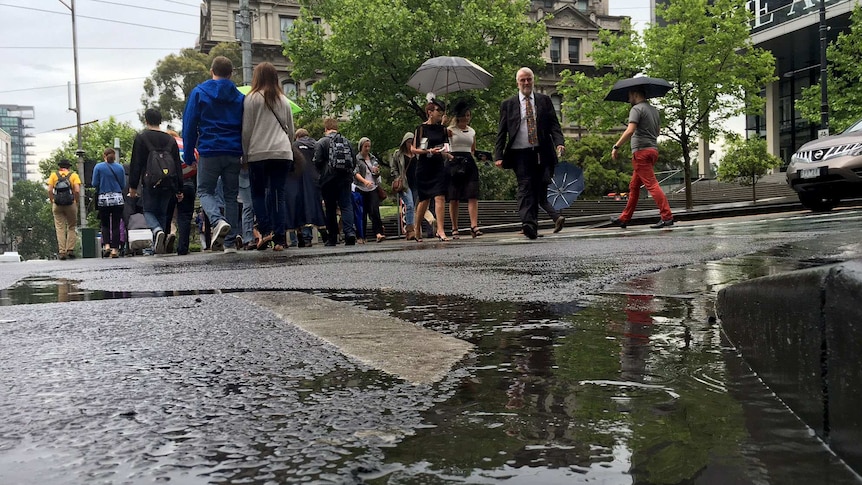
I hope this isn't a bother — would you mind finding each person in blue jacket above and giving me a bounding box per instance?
[92,147,126,258]
[182,55,244,252]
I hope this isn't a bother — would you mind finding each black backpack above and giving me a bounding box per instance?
[142,135,178,190]
[327,133,354,174]
[53,172,74,206]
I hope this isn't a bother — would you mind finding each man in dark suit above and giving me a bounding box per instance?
[495,67,565,239]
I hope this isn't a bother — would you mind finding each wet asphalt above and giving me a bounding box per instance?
[1,207,861,484]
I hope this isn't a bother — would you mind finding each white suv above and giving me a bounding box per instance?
[787,118,862,211]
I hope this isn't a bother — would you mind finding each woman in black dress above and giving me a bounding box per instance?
[412,97,453,242]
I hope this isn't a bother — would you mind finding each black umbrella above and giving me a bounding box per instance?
[604,76,672,102]
[547,163,585,211]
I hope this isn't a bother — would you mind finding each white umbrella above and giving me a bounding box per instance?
[407,56,493,94]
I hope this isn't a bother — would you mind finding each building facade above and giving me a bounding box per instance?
[0,128,12,252]
[747,0,856,165]
[196,0,625,136]
[0,105,35,184]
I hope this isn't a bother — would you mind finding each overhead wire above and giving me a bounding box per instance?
[0,3,198,35]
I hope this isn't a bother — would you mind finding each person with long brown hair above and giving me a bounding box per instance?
[241,61,295,251]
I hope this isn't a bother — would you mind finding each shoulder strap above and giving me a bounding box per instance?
[265,100,291,137]
[108,164,124,189]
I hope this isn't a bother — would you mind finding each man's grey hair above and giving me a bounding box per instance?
[516,67,534,80]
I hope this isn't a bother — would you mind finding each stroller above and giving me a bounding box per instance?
[123,193,152,256]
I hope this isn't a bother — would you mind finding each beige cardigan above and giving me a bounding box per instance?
[241,91,294,162]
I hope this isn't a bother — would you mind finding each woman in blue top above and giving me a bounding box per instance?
[92,147,126,257]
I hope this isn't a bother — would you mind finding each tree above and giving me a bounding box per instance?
[557,0,776,209]
[797,5,862,133]
[141,43,243,125]
[38,118,138,182]
[286,0,548,153]
[564,135,630,197]
[716,135,782,202]
[3,181,57,260]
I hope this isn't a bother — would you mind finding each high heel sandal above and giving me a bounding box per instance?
[256,232,273,250]
[470,226,483,238]
[451,229,460,240]
[436,232,450,242]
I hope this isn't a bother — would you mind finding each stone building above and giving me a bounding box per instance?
[196,0,625,134]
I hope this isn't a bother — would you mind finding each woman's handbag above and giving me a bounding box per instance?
[376,184,387,200]
[391,176,404,193]
[450,156,468,180]
[98,192,124,207]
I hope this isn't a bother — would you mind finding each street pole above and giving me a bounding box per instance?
[59,0,86,225]
[819,0,829,137]
[239,0,253,85]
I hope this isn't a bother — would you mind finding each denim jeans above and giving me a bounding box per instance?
[197,155,241,247]
[238,167,254,244]
[143,187,174,239]
[399,188,415,232]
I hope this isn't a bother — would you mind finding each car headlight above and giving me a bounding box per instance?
[823,145,862,161]
[790,154,808,165]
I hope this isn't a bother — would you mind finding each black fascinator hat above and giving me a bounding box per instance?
[452,98,472,118]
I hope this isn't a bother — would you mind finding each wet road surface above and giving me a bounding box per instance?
[1,208,861,484]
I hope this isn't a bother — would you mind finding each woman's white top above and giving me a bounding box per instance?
[449,126,475,153]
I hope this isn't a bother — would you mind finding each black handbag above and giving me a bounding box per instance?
[450,156,469,179]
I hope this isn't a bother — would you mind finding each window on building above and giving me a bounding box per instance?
[280,16,295,43]
[283,81,297,98]
[543,0,555,8]
[234,11,252,40]
[575,0,588,11]
[551,94,563,123]
[568,38,580,64]
[550,37,562,63]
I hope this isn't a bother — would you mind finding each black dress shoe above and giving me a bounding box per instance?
[553,216,565,233]
[650,219,674,229]
[523,224,538,240]
[345,235,356,246]
[610,217,627,229]
[324,240,337,247]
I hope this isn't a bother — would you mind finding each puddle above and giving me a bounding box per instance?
[0,266,859,483]
[0,276,227,306]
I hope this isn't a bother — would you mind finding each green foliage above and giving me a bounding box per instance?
[557,0,776,208]
[797,5,862,132]
[478,161,517,199]
[716,135,782,201]
[141,43,243,125]
[38,118,138,182]
[3,180,57,260]
[656,139,685,172]
[564,135,631,197]
[286,0,548,152]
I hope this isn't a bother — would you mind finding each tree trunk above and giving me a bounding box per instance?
[682,150,693,209]
[752,181,757,203]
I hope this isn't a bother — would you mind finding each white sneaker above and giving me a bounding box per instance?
[210,220,231,252]
[154,230,166,255]
[223,247,238,253]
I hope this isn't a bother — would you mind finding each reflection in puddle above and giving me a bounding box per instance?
[1,270,858,483]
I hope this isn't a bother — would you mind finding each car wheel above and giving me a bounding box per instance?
[798,192,839,212]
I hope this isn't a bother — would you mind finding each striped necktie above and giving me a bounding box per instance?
[525,96,538,146]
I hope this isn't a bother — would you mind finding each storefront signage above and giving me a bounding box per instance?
[749,0,844,33]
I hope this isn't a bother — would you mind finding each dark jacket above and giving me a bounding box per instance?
[181,78,244,163]
[312,132,355,186]
[494,92,564,169]
[129,129,183,192]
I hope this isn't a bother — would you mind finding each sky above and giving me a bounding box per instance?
[0,0,656,181]
[0,0,200,178]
